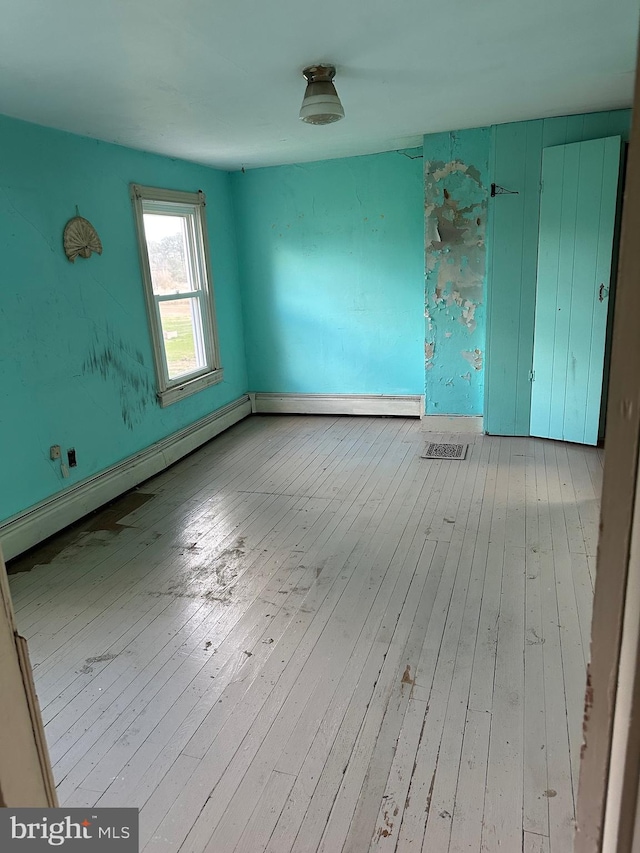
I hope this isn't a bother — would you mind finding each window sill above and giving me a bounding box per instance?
[158,368,224,407]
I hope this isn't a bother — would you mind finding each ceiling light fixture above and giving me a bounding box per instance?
[299,64,344,125]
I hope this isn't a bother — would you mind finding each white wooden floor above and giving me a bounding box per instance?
[8,415,603,853]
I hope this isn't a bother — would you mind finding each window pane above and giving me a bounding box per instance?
[143,213,196,295]
[158,298,205,380]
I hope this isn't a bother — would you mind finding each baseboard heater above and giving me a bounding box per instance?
[250,393,424,418]
[1,392,448,561]
[0,395,251,561]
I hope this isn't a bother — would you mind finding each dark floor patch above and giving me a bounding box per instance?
[78,652,119,674]
[8,524,84,576]
[7,488,155,575]
[85,652,119,665]
[84,490,155,532]
[150,536,246,603]
[401,664,414,685]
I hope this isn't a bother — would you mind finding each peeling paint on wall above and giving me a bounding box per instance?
[423,128,490,416]
[461,300,477,333]
[461,349,483,371]
[425,305,434,334]
[425,341,435,371]
[425,162,485,308]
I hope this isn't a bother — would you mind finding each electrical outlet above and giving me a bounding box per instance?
[67,448,77,468]
[50,445,61,460]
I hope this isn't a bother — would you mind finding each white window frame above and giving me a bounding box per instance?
[131,184,223,407]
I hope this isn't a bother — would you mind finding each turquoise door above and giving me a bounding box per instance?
[530,136,622,445]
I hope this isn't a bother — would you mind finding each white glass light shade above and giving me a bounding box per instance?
[299,65,345,125]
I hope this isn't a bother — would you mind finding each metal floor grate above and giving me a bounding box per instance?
[421,442,468,460]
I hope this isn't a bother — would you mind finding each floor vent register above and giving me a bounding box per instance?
[421,442,468,460]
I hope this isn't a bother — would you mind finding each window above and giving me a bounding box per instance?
[131,185,222,406]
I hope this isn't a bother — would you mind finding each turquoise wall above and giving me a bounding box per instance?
[423,128,491,416]
[1,106,632,526]
[231,150,425,395]
[485,109,631,435]
[0,115,248,522]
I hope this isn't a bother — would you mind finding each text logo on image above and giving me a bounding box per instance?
[0,809,138,851]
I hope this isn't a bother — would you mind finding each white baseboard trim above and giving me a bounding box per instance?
[252,393,424,418]
[0,395,251,561]
[420,415,484,433]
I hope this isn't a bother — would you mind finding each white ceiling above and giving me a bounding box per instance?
[0,0,637,170]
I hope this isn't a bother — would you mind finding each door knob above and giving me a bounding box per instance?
[598,283,609,302]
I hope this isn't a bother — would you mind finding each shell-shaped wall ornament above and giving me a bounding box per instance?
[63,216,102,262]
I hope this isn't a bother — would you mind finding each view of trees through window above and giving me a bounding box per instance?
[143,212,204,379]
[144,214,192,294]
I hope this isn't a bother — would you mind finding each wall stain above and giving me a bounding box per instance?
[83,327,153,429]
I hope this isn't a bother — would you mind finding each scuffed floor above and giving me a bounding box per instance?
[8,415,601,852]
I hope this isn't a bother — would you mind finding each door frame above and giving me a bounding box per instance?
[575,39,640,853]
[0,546,58,807]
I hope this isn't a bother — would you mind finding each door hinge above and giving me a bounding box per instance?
[529,370,535,381]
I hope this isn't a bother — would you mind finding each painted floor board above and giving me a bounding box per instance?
[7,416,599,853]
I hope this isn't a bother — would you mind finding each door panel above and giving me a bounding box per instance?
[530,136,622,445]
[0,547,57,806]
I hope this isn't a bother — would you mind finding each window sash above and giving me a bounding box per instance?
[155,292,204,302]
[155,292,208,384]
